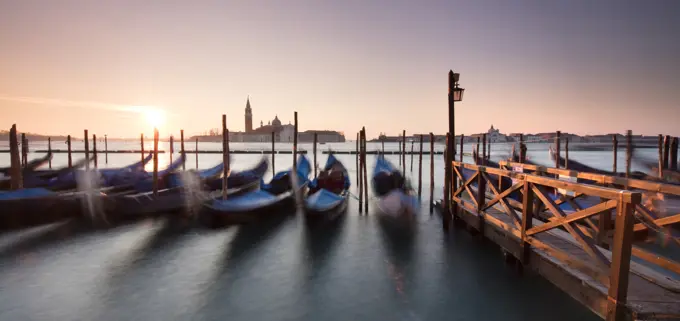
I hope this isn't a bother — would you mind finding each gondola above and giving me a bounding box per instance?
[199,157,269,194]
[0,155,93,191]
[0,188,85,231]
[200,155,311,227]
[304,154,350,221]
[0,152,52,176]
[371,155,419,219]
[102,156,272,221]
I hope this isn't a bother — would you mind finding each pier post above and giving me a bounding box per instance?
[476,162,487,236]
[410,140,414,172]
[67,135,72,168]
[658,134,663,177]
[520,181,534,268]
[402,130,406,175]
[362,128,368,214]
[418,135,423,200]
[313,133,317,179]
[140,134,145,164]
[381,137,384,155]
[170,135,174,165]
[293,112,298,171]
[663,135,670,169]
[429,133,434,214]
[93,134,97,168]
[626,130,632,180]
[152,128,159,196]
[606,195,636,321]
[671,137,678,170]
[482,134,487,166]
[222,115,229,200]
[9,125,22,190]
[104,135,108,165]
[180,130,185,171]
[564,137,569,169]
[195,137,199,169]
[21,133,27,168]
[555,131,561,169]
[612,135,618,173]
[519,134,526,163]
[358,131,363,214]
[48,137,52,169]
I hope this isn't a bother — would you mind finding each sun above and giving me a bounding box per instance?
[142,107,166,128]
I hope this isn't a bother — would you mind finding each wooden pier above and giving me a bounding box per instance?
[437,161,680,321]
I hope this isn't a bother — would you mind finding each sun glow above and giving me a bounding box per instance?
[139,107,166,128]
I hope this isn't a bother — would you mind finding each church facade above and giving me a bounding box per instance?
[229,97,345,143]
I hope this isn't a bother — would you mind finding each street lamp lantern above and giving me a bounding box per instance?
[453,86,464,102]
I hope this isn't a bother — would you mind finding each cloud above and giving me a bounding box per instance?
[0,94,166,115]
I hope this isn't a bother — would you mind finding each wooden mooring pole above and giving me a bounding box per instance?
[555,131,561,169]
[140,133,145,164]
[612,135,618,173]
[487,136,491,161]
[459,135,464,163]
[84,130,90,171]
[152,128,159,196]
[663,135,670,169]
[362,128,368,214]
[475,137,480,164]
[222,115,229,200]
[671,137,678,170]
[313,133,318,179]
[67,135,72,168]
[170,135,174,165]
[195,137,199,169]
[626,130,632,180]
[410,140,414,172]
[358,131,363,214]
[398,137,401,166]
[104,135,108,164]
[180,130,185,170]
[271,131,275,174]
[658,134,663,177]
[21,133,27,168]
[47,137,52,169]
[429,132,434,214]
[356,132,359,184]
[418,135,423,200]
[9,125,22,190]
[293,111,298,171]
[446,70,458,230]
[381,138,384,155]
[564,137,569,169]
[443,133,451,227]
[519,134,526,163]
[93,134,98,168]
[402,130,406,175]
[482,134,487,166]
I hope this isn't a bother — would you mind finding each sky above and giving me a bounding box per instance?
[1,0,679,139]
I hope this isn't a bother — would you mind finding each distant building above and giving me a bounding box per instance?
[228,98,345,143]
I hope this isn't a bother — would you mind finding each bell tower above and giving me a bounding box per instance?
[245,96,253,132]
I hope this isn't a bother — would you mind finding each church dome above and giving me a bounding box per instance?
[272,115,282,126]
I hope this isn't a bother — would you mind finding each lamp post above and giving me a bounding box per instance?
[445,70,464,230]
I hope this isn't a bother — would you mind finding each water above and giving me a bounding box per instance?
[0,140,662,320]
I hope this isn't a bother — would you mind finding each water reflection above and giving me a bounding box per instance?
[301,214,347,282]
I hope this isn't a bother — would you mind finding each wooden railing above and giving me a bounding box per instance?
[450,161,652,320]
[498,161,680,278]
